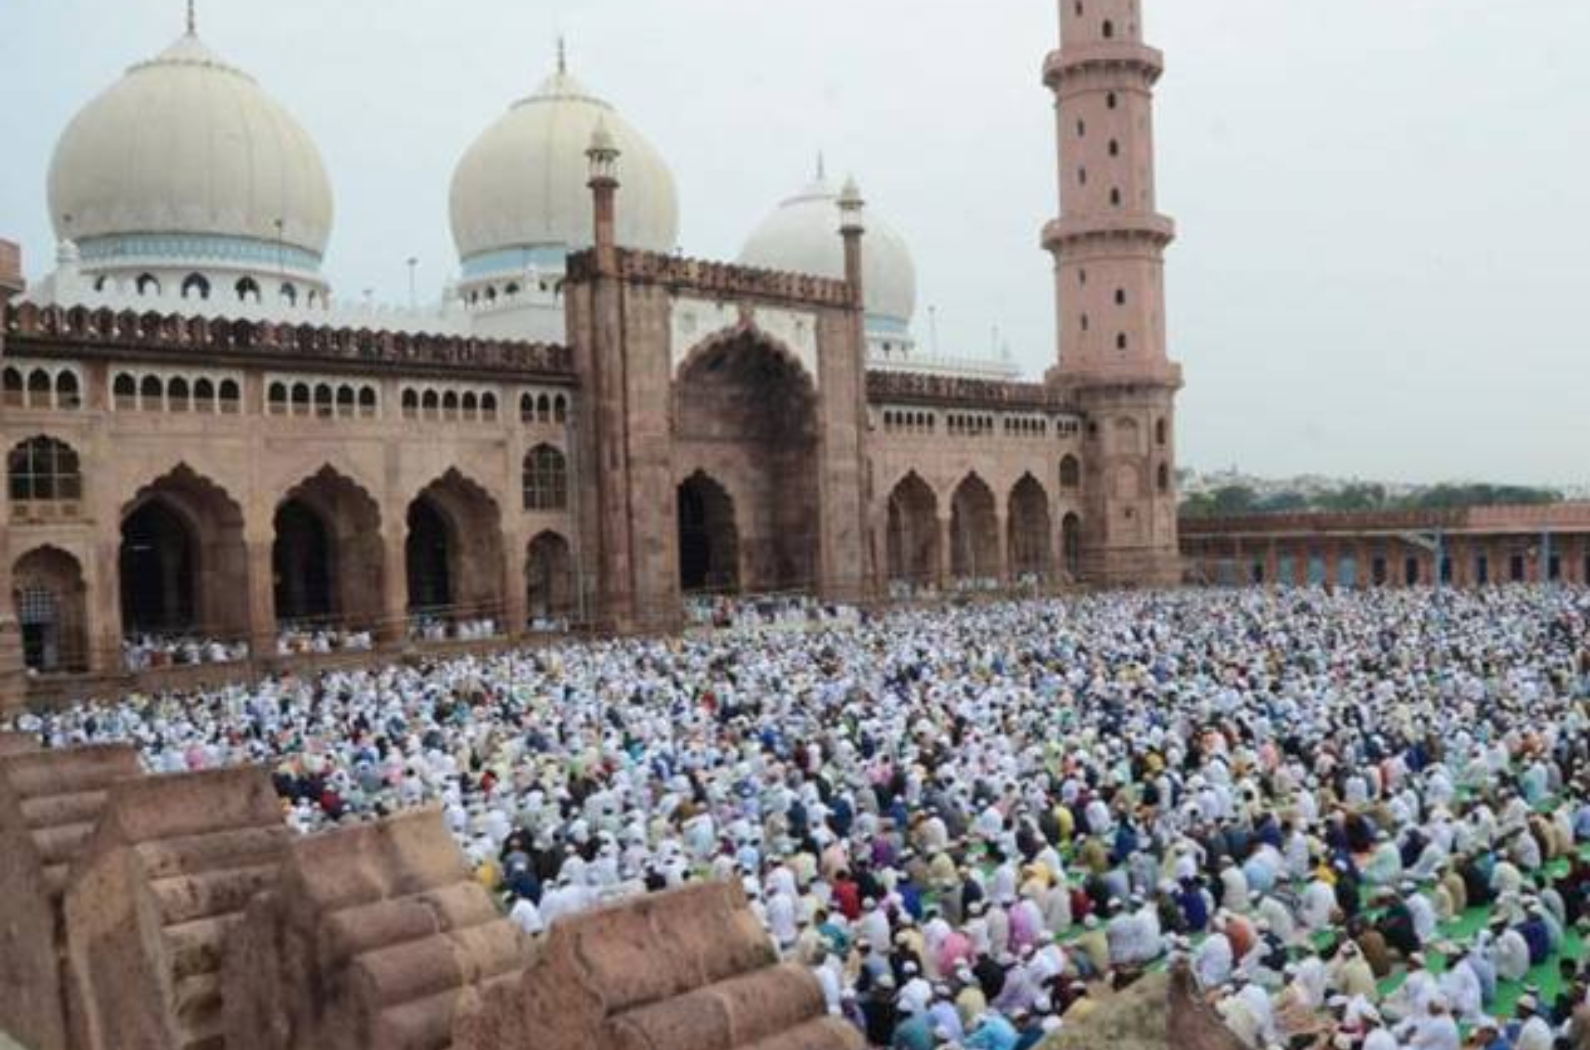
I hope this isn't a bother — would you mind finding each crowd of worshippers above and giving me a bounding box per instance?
[13,585,1590,1050]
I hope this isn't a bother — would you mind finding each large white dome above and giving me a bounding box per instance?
[47,31,334,265]
[738,171,917,331]
[449,65,679,275]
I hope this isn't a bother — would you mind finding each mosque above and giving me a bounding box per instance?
[0,0,1182,701]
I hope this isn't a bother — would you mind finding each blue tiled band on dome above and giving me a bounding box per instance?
[77,233,323,272]
[461,246,573,280]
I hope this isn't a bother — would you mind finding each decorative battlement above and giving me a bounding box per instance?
[568,247,855,309]
[867,368,1077,411]
[4,302,575,378]
[1043,42,1164,91]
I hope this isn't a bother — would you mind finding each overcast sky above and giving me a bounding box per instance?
[3,0,1588,486]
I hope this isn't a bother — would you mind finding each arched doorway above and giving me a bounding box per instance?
[119,466,248,641]
[1008,474,1053,580]
[13,547,87,673]
[274,467,385,632]
[950,474,999,581]
[677,472,739,594]
[120,501,195,633]
[406,499,453,615]
[525,531,574,624]
[1062,513,1083,581]
[273,501,331,624]
[885,473,939,587]
[405,471,505,628]
[673,331,818,593]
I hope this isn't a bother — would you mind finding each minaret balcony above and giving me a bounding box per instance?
[1042,214,1176,253]
[1044,43,1164,90]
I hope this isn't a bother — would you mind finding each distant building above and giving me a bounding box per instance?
[1182,505,1590,587]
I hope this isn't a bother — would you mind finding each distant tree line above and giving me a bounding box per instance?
[1180,482,1564,519]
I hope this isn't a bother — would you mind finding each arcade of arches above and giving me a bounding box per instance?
[8,436,1088,674]
[672,332,818,595]
[883,470,1082,589]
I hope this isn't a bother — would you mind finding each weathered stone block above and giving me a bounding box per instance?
[223,807,528,1050]
[0,744,140,1050]
[454,880,864,1050]
[63,765,289,1050]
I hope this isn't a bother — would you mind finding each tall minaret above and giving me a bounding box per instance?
[1044,0,1184,587]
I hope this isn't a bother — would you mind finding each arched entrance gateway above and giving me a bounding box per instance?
[950,474,1000,582]
[405,471,505,630]
[1008,474,1053,580]
[676,473,740,594]
[118,466,249,642]
[672,331,819,596]
[272,467,385,632]
[885,473,939,588]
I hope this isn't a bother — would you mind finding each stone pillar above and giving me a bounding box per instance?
[245,537,276,660]
[90,538,124,676]
[379,526,407,645]
[994,511,1010,583]
[502,527,527,638]
[936,516,953,589]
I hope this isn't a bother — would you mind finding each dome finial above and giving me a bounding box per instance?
[817,151,826,182]
[186,0,196,35]
[557,36,567,75]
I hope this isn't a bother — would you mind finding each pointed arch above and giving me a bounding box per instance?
[1008,473,1054,580]
[13,545,88,673]
[950,473,1000,581]
[676,471,740,595]
[274,466,385,631]
[119,464,249,641]
[405,469,504,630]
[525,531,575,625]
[885,471,940,587]
[674,327,819,593]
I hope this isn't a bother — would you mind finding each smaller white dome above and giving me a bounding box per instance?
[449,65,679,275]
[738,171,918,332]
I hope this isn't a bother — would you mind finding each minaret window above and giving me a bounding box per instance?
[1102,20,1115,38]
[1109,140,1120,156]
[182,274,210,300]
[1077,120,1086,137]
[1078,168,1088,185]
[1116,333,1128,350]
[1107,92,1118,109]
[1081,314,1090,331]
[1115,289,1127,305]
[1110,188,1122,206]
[136,274,160,296]
[235,276,260,303]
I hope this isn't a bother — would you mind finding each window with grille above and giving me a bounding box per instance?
[8,438,82,503]
[523,446,568,511]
